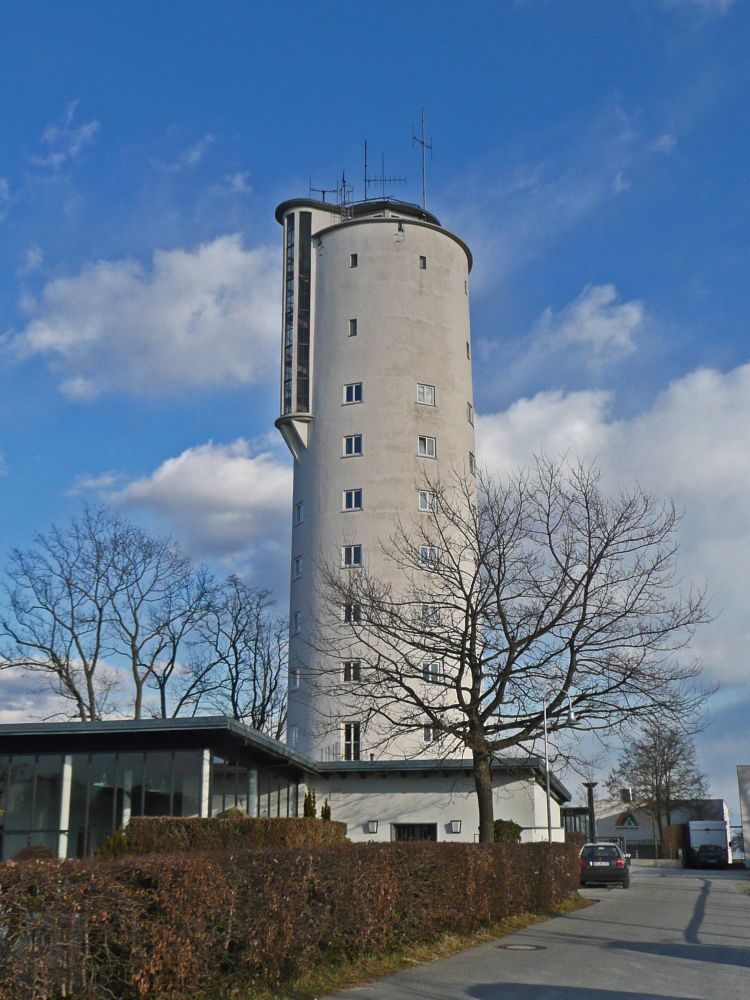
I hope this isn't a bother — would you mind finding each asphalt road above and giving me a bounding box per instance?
[325,866,750,1000]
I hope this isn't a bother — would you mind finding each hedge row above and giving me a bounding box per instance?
[0,841,580,1000]
[124,815,348,853]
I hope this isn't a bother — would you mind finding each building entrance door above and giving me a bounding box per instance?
[392,823,438,842]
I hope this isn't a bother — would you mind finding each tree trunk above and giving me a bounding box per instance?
[473,748,495,843]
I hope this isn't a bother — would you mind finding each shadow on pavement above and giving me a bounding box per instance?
[607,938,750,969]
[468,985,691,999]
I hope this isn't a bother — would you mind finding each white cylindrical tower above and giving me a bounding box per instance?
[275,198,475,761]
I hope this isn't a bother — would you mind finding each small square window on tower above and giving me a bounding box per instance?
[418,490,436,512]
[349,318,358,337]
[419,255,427,269]
[294,501,304,526]
[422,660,442,684]
[290,669,300,690]
[350,253,358,268]
[342,544,362,568]
[343,603,362,624]
[344,434,363,456]
[469,452,476,475]
[288,724,299,748]
[419,545,439,568]
[344,488,363,511]
[343,660,362,682]
[294,556,303,578]
[293,611,302,634]
[344,721,361,760]
[423,724,440,743]
[417,383,435,406]
[343,382,363,404]
[467,402,474,425]
[418,435,437,458]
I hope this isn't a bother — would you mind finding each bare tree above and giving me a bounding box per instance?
[606,722,708,847]
[317,457,712,842]
[0,507,123,720]
[194,577,287,738]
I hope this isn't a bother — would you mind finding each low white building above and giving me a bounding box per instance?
[0,717,569,858]
[595,796,730,859]
[738,765,750,856]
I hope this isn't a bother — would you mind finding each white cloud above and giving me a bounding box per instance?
[477,361,750,685]
[31,101,100,169]
[531,284,643,364]
[0,178,9,201]
[160,133,216,172]
[613,171,631,193]
[8,234,279,398]
[661,0,735,14]
[105,439,292,588]
[0,452,8,477]
[651,132,678,154]
[66,471,120,496]
[18,243,43,277]
[210,171,252,196]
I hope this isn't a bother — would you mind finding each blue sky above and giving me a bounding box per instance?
[1,0,748,816]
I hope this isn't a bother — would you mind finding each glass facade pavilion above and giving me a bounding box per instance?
[0,717,312,860]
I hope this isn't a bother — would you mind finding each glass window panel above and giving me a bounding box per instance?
[68,755,90,858]
[172,751,202,818]
[0,756,8,833]
[143,752,173,817]
[7,756,35,830]
[33,755,62,830]
[87,753,119,855]
[117,752,145,824]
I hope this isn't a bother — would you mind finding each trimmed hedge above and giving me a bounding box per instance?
[0,841,580,999]
[125,815,348,853]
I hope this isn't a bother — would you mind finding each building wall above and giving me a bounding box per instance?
[738,765,750,855]
[278,201,475,761]
[314,771,563,843]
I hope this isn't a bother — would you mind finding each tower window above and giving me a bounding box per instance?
[350,253,358,268]
[343,382,363,404]
[344,603,362,624]
[349,318,358,337]
[418,490,436,512]
[289,725,299,748]
[343,660,362,682]
[294,556,303,578]
[294,501,304,526]
[344,722,361,760]
[464,279,468,295]
[344,434,363,456]
[419,256,427,269]
[469,452,476,475]
[417,383,435,406]
[293,611,302,634]
[423,724,440,743]
[466,341,471,360]
[420,603,440,623]
[467,402,474,425]
[342,544,362,568]
[344,488,363,510]
[422,660,442,684]
[290,669,300,690]
[419,545,439,568]
[418,435,437,458]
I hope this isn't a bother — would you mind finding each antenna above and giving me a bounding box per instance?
[309,177,337,203]
[337,170,354,206]
[412,107,433,210]
[363,144,406,201]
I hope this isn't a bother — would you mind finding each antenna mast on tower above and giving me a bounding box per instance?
[363,140,406,202]
[412,107,433,210]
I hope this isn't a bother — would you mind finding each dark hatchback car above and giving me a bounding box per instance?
[580,842,630,888]
[693,843,727,869]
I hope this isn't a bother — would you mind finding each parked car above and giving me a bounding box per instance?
[580,842,630,888]
[694,843,727,869]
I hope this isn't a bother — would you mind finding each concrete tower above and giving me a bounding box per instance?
[275,197,475,761]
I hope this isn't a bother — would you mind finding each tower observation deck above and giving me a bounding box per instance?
[275,197,475,761]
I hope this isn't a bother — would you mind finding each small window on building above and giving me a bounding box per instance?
[344,488,363,511]
[293,611,302,634]
[349,318,358,337]
[290,669,300,690]
[420,603,439,623]
[350,253,358,268]
[344,722,361,760]
[344,603,362,624]
[343,382,363,404]
[289,725,299,748]
[422,660,442,683]
[464,279,468,295]
[417,383,436,406]
[466,341,471,360]
[467,402,474,425]
[423,724,440,743]
[419,255,427,269]
[418,435,436,458]
[419,545,439,568]
[469,452,476,475]
[343,660,362,682]
[294,501,304,526]
[342,544,362,568]
[418,490,436,512]
[294,556,303,578]
[344,434,363,456]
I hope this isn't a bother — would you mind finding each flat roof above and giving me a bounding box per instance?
[274,197,440,226]
[0,716,570,800]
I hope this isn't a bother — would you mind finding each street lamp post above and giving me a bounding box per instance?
[543,694,576,843]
